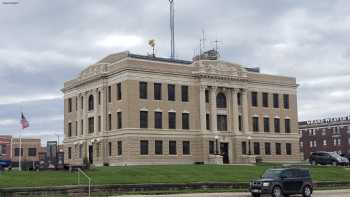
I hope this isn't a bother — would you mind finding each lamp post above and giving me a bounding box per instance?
[215,135,219,155]
[248,136,252,155]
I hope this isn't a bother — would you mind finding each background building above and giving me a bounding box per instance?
[0,135,12,160]
[11,138,45,166]
[299,116,350,160]
[63,51,301,166]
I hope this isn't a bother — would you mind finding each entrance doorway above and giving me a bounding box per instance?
[220,143,229,164]
[88,145,93,164]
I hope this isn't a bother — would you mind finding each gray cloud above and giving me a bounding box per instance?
[0,0,349,142]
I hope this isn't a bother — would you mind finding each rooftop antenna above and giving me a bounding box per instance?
[201,29,206,52]
[169,0,175,59]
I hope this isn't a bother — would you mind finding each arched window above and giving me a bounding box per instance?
[216,93,227,108]
[88,95,94,111]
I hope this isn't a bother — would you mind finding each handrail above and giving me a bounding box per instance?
[77,168,91,197]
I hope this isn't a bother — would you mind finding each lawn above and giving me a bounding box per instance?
[0,165,350,188]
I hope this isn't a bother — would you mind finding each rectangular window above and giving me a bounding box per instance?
[262,92,268,107]
[68,98,72,113]
[117,112,122,129]
[251,91,258,107]
[168,112,176,129]
[116,83,122,100]
[242,141,247,155]
[108,86,111,103]
[274,118,280,133]
[108,142,112,156]
[81,96,84,110]
[265,143,271,155]
[254,142,260,155]
[286,143,292,155]
[209,141,215,154]
[75,121,78,136]
[182,113,190,129]
[28,148,36,157]
[155,140,163,155]
[239,115,242,131]
[154,83,162,100]
[182,141,190,155]
[98,116,101,132]
[68,147,72,159]
[168,84,175,101]
[276,143,281,155]
[253,117,259,132]
[217,115,227,131]
[237,92,241,105]
[98,91,101,105]
[140,111,148,128]
[264,117,270,132]
[273,93,279,108]
[181,85,189,102]
[14,148,23,156]
[285,119,291,133]
[205,90,209,103]
[108,114,112,131]
[96,143,100,158]
[68,122,72,137]
[140,140,148,155]
[117,141,122,155]
[80,119,84,135]
[155,112,163,129]
[169,141,177,155]
[206,114,210,130]
[139,81,148,99]
[88,117,94,133]
[76,97,78,111]
[283,94,289,109]
[79,144,83,158]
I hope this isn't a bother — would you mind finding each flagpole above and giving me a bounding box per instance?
[19,128,22,171]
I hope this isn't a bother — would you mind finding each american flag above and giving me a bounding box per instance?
[20,113,29,129]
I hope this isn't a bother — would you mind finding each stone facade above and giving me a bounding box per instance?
[62,51,301,166]
[299,116,350,160]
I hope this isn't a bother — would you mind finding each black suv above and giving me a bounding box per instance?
[309,151,349,166]
[249,168,313,197]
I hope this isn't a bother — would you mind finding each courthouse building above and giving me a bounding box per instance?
[62,50,301,166]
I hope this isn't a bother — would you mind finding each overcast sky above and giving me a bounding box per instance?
[0,0,350,143]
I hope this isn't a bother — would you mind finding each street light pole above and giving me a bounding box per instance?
[248,136,252,155]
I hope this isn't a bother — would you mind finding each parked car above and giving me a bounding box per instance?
[340,153,350,161]
[309,151,349,166]
[0,159,12,169]
[249,168,313,197]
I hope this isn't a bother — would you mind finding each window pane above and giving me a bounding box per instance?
[209,141,214,154]
[262,92,268,107]
[283,94,289,109]
[168,84,175,101]
[274,118,280,133]
[117,112,122,129]
[154,83,162,100]
[253,117,259,132]
[168,112,176,129]
[155,112,163,129]
[276,143,281,155]
[217,115,227,131]
[254,142,260,155]
[140,140,148,155]
[140,111,148,128]
[139,82,148,99]
[88,117,94,133]
[241,141,247,155]
[117,83,122,100]
[182,113,190,129]
[169,141,177,155]
[264,117,270,132]
[206,114,210,130]
[251,92,258,107]
[155,140,163,155]
[265,143,271,155]
[183,141,190,155]
[117,141,122,155]
[273,93,279,108]
[181,85,188,102]
[286,143,292,155]
[285,119,291,133]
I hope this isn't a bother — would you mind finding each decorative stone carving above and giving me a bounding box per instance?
[193,60,247,79]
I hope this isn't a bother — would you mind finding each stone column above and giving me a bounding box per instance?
[232,88,239,133]
[241,89,250,133]
[210,86,217,133]
[200,85,207,131]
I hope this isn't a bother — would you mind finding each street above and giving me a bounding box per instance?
[118,189,350,197]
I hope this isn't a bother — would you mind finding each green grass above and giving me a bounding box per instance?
[1,165,350,188]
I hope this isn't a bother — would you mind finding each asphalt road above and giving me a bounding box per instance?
[118,189,350,197]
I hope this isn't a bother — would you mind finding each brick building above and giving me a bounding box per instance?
[299,116,350,160]
[0,135,12,160]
